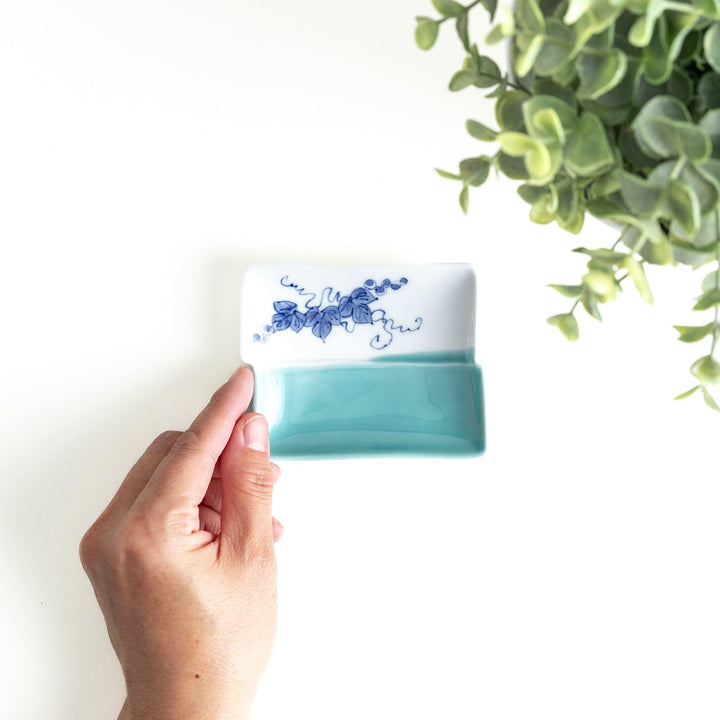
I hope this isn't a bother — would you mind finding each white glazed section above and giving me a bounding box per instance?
[240,264,477,367]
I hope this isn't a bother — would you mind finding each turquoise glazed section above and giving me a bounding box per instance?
[254,355,485,458]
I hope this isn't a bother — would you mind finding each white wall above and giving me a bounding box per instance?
[1,2,719,719]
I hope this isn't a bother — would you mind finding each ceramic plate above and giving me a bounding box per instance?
[240,264,485,458]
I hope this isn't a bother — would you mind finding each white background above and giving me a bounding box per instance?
[1,2,719,719]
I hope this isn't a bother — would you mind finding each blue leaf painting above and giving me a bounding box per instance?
[304,309,320,327]
[350,287,376,304]
[353,304,372,324]
[254,275,419,348]
[313,316,333,341]
[290,312,305,332]
[323,306,341,326]
[274,300,297,313]
[272,313,292,331]
[338,296,353,318]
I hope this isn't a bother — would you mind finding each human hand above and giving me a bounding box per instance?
[79,367,282,720]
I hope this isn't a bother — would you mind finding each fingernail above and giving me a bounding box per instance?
[229,363,251,381]
[243,415,268,453]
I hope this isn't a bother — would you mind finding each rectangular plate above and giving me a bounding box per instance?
[240,264,485,459]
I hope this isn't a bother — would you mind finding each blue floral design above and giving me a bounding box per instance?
[252,275,419,349]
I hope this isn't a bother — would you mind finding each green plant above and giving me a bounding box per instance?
[416,0,720,409]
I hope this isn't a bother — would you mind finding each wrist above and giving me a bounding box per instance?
[122,678,252,720]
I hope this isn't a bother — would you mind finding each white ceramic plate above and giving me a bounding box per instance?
[240,264,485,458]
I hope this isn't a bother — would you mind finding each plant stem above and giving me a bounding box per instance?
[437,0,485,24]
[476,71,529,93]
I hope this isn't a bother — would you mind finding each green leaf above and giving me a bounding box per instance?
[632,96,711,161]
[514,34,545,77]
[587,196,666,245]
[704,22,720,73]
[554,178,583,232]
[548,283,584,298]
[621,224,674,265]
[673,323,716,342]
[528,186,559,223]
[564,112,615,177]
[485,23,505,44]
[480,0,498,20]
[459,157,491,186]
[665,180,701,236]
[517,0,545,33]
[702,270,720,292]
[628,11,659,48]
[695,0,720,19]
[574,247,627,264]
[522,96,578,138]
[669,237,719,268]
[547,313,579,341]
[495,90,527,132]
[529,107,566,144]
[632,95,690,126]
[456,12,470,50]
[498,132,555,183]
[694,288,720,310]
[702,386,720,410]
[432,0,465,17]
[699,109,720,158]
[415,17,440,50]
[473,55,502,88]
[485,74,509,99]
[449,70,476,91]
[588,171,620,198]
[459,185,469,214]
[534,19,576,75]
[564,0,595,25]
[691,355,720,384]
[650,161,720,216]
[674,385,700,400]
[435,168,462,180]
[571,4,622,49]
[583,269,618,300]
[622,256,654,304]
[466,119,498,141]
[581,290,603,320]
[667,69,693,105]
[643,15,672,84]
[576,49,627,100]
[666,12,701,67]
[697,72,720,114]
[618,171,663,216]
[497,151,530,179]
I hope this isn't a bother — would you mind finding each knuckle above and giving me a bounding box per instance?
[172,427,214,468]
[112,516,159,570]
[241,464,276,497]
[78,523,103,572]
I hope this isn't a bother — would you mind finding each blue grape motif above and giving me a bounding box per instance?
[254,276,411,345]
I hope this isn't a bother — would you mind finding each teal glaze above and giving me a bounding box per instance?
[254,354,485,459]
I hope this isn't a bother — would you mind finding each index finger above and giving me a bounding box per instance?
[137,366,255,510]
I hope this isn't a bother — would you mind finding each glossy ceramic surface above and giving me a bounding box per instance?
[240,264,485,458]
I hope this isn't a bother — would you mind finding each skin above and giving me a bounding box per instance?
[79,367,282,720]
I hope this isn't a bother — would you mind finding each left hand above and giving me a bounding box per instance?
[80,366,282,720]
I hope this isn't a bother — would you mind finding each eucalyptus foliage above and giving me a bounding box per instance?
[416,0,720,410]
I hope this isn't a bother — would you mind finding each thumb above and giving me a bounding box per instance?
[219,413,276,559]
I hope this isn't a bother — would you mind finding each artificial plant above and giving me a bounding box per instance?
[416,0,720,409]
